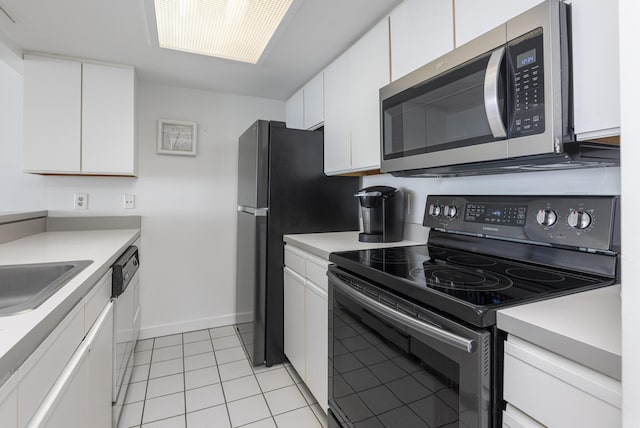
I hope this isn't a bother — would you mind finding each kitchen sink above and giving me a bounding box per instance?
[0,260,93,316]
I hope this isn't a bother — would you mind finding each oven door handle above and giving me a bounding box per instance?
[484,46,507,139]
[329,272,476,353]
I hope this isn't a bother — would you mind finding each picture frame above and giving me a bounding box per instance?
[157,119,198,156]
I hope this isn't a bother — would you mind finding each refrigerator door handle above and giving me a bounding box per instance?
[238,206,269,217]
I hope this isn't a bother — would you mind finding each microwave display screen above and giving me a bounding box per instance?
[464,203,527,226]
[517,49,537,68]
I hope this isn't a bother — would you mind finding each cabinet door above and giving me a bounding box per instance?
[23,55,81,173]
[0,374,18,428]
[571,0,620,139]
[304,73,324,129]
[283,267,306,379]
[349,18,390,172]
[305,280,328,413]
[82,63,136,175]
[286,88,304,129]
[324,52,352,174]
[454,0,544,47]
[87,303,114,428]
[390,0,454,80]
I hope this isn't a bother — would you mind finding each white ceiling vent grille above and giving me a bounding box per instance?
[153,0,294,64]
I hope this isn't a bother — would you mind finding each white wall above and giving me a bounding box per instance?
[0,59,45,211]
[363,168,621,226]
[42,81,285,338]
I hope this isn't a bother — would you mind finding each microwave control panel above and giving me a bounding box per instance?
[508,28,545,138]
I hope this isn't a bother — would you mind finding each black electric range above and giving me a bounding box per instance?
[327,195,619,428]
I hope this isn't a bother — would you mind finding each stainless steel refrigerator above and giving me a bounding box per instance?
[235,120,359,367]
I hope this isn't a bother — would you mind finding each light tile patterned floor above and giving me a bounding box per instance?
[118,325,328,428]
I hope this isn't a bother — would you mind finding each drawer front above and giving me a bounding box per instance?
[305,255,330,293]
[284,245,306,277]
[0,373,18,428]
[503,336,621,428]
[84,270,112,335]
[502,404,544,428]
[18,303,85,426]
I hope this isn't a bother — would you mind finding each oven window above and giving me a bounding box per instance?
[331,292,461,427]
[382,51,506,161]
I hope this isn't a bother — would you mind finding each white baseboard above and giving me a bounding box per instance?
[139,311,254,339]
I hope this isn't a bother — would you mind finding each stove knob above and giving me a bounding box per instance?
[444,205,458,218]
[536,209,557,226]
[429,204,442,217]
[567,210,592,229]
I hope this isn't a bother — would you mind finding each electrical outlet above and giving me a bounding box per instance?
[124,194,135,209]
[74,193,88,210]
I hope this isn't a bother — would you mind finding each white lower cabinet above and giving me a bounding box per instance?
[284,244,331,412]
[0,374,18,428]
[503,335,621,427]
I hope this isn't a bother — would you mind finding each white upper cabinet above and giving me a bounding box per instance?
[390,0,454,81]
[81,63,135,175]
[285,88,304,129]
[349,19,390,171]
[571,0,620,139]
[324,18,390,175]
[454,0,544,47]
[23,55,82,174]
[324,51,352,174]
[23,54,137,176]
[303,73,324,129]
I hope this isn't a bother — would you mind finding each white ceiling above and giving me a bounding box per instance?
[0,0,403,100]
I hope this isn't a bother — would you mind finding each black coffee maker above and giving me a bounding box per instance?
[355,186,405,243]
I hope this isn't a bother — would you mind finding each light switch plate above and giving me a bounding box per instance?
[74,193,88,210]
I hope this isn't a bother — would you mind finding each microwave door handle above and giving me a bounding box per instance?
[484,47,507,139]
[329,272,476,353]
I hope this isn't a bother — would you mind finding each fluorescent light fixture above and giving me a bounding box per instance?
[154,0,294,64]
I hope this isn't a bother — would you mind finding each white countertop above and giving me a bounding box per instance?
[284,231,422,259]
[497,284,621,380]
[0,229,140,383]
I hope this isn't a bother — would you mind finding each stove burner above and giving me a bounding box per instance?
[410,265,513,292]
[505,268,566,283]
[447,255,497,267]
[369,249,410,264]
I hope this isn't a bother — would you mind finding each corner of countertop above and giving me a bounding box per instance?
[0,211,48,225]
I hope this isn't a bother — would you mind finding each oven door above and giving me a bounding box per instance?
[328,268,492,428]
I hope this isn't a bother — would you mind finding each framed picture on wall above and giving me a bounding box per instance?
[157,119,198,156]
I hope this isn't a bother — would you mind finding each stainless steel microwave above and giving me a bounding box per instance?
[380,0,619,177]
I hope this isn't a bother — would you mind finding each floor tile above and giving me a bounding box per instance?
[154,334,183,349]
[184,339,214,357]
[184,352,216,371]
[142,392,185,424]
[222,374,261,402]
[150,358,184,379]
[255,367,294,392]
[183,329,211,344]
[284,364,303,384]
[118,401,144,427]
[210,326,237,338]
[215,346,247,365]
[310,403,328,428]
[218,359,253,382]
[147,373,184,399]
[185,383,225,413]
[274,406,322,428]
[264,384,307,415]
[141,415,185,428]
[226,394,271,427]
[134,350,152,366]
[251,362,283,375]
[131,364,150,383]
[212,335,241,351]
[152,345,183,363]
[240,418,277,428]
[297,381,318,405]
[136,339,154,352]
[125,380,147,404]
[186,404,231,428]
[185,366,220,390]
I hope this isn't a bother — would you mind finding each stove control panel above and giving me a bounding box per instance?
[423,195,619,251]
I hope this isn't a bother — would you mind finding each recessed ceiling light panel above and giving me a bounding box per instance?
[154,0,293,64]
